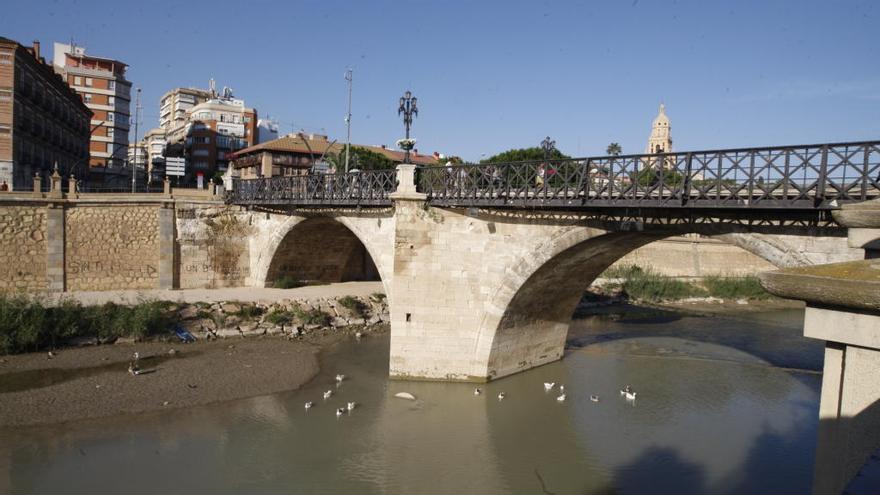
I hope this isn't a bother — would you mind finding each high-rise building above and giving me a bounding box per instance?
[53,42,132,184]
[143,127,166,183]
[162,82,257,185]
[159,86,212,139]
[0,37,91,190]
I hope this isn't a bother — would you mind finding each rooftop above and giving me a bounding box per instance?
[233,134,440,166]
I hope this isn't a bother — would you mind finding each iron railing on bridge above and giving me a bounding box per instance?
[418,141,880,209]
[229,169,397,206]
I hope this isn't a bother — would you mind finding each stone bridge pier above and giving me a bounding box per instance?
[386,166,862,382]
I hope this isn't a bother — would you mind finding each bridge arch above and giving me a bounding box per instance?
[250,214,393,296]
[472,225,824,380]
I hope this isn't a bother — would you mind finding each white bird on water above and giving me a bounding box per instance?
[543,382,555,391]
[474,388,482,396]
[323,390,333,400]
[557,394,566,402]
[559,385,565,392]
[590,395,600,402]
[304,401,314,410]
[347,402,357,411]
[335,374,346,383]
[336,408,345,417]
[497,392,506,401]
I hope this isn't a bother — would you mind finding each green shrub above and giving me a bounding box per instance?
[601,264,644,279]
[274,276,306,289]
[0,295,175,354]
[703,275,769,299]
[292,306,330,326]
[337,296,366,316]
[265,309,294,326]
[233,304,264,319]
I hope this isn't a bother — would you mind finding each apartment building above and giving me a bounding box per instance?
[163,83,257,185]
[159,86,211,139]
[0,37,91,189]
[53,42,132,184]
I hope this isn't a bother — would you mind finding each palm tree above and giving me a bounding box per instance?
[606,142,622,156]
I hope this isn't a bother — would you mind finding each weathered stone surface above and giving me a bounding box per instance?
[0,206,47,292]
[330,317,348,327]
[832,198,880,228]
[759,259,880,311]
[216,328,241,338]
[178,306,200,320]
[220,302,242,314]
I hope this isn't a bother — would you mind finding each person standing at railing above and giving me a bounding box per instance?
[536,163,546,190]
[0,180,8,192]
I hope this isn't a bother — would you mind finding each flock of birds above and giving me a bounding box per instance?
[304,374,358,418]
[473,381,637,404]
[304,373,638,418]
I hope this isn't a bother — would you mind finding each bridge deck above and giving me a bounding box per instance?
[228,140,880,215]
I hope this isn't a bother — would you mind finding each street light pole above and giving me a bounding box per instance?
[344,69,353,173]
[397,91,418,164]
[541,136,556,161]
[130,87,142,193]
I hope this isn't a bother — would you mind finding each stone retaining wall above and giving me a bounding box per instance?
[0,205,47,292]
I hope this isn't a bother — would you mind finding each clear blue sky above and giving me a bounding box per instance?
[4,0,879,160]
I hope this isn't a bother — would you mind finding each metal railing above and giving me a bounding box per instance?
[418,141,880,210]
[229,169,397,206]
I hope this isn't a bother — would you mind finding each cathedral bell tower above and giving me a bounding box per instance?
[646,103,673,155]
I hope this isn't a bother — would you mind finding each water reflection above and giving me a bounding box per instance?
[0,309,823,494]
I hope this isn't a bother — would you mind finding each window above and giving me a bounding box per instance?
[83,94,92,103]
[85,77,93,87]
[192,149,209,157]
[107,143,114,154]
[107,127,114,139]
[74,76,82,85]
[107,112,114,122]
[108,80,116,91]
[108,96,115,105]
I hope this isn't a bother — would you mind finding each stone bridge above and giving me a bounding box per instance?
[0,156,870,380]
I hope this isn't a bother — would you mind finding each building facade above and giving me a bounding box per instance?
[161,83,257,186]
[143,127,166,183]
[646,103,673,155]
[53,42,132,184]
[0,38,91,190]
[231,133,438,179]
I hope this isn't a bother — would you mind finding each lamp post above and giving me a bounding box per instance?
[541,136,556,161]
[397,90,418,164]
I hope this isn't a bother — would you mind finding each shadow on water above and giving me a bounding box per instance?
[0,352,199,394]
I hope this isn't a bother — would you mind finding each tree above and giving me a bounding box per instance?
[635,167,684,187]
[481,147,570,164]
[327,146,396,171]
[606,142,622,156]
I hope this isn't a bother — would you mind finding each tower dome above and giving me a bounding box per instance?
[646,103,672,155]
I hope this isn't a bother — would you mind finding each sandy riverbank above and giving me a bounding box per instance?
[0,328,383,428]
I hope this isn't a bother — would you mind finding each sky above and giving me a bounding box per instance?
[3,0,879,161]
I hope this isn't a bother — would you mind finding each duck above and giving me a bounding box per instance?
[336,408,345,417]
[590,395,600,402]
[557,394,566,402]
[323,390,333,400]
[474,388,482,396]
[497,392,506,401]
[624,391,637,400]
[543,382,555,391]
[335,374,346,383]
[304,401,314,410]
[346,401,357,411]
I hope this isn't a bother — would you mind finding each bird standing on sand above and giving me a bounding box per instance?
[335,374,346,383]
[474,388,482,396]
[323,390,333,400]
[347,402,357,411]
[497,392,506,401]
[336,408,345,417]
[304,401,314,410]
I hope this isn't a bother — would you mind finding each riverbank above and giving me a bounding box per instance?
[0,326,387,427]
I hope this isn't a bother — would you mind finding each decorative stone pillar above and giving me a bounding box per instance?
[48,168,62,199]
[158,202,176,289]
[32,174,42,197]
[45,203,65,292]
[760,260,880,494]
[833,198,880,259]
[389,164,425,201]
[67,175,77,196]
[163,176,171,196]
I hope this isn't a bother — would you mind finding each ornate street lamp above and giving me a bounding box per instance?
[541,136,556,161]
[397,91,418,164]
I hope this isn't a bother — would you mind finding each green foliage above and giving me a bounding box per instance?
[606,142,622,156]
[481,147,570,164]
[292,307,331,326]
[265,309,294,326]
[337,296,366,316]
[274,275,306,289]
[703,275,770,299]
[0,296,174,354]
[211,171,224,185]
[231,303,264,319]
[635,167,684,187]
[327,146,396,171]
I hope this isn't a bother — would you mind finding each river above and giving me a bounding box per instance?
[0,307,828,494]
